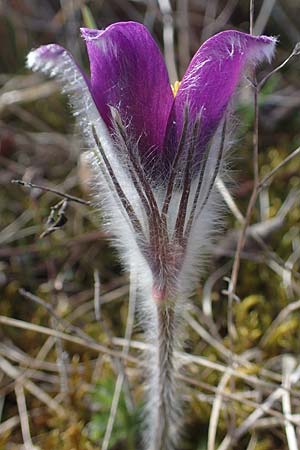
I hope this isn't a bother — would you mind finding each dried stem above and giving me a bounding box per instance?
[258,145,300,189]
[208,371,231,450]
[93,269,101,322]
[217,359,300,450]
[227,81,259,317]
[15,383,35,450]
[12,179,90,205]
[258,43,300,90]
[0,315,138,365]
[0,355,66,418]
[250,0,254,35]
[223,4,258,438]
[282,356,299,450]
[157,0,178,83]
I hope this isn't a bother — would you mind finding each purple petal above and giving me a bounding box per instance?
[26,43,92,95]
[26,43,119,171]
[81,22,174,157]
[165,30,277,164]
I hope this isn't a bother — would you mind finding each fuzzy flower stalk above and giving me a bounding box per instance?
[27,22,276,449]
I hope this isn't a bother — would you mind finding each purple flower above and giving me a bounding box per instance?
[27,22,276,301]
[27,22,277,450]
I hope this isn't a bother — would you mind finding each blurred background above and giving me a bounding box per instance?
[1,1,300,449]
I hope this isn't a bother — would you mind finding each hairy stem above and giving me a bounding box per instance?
[146,301,180,450]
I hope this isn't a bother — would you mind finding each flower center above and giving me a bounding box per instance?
[171,80,181,97]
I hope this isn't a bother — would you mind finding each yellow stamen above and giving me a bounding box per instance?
[171,80,181,97]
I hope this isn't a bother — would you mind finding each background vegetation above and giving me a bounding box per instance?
[0,0,300,449]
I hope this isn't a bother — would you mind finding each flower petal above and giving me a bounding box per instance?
[27,44,154,254]
[26,43,124,187]
[26,44,114,154]
[165,30,277,165]
[81,22,174,157]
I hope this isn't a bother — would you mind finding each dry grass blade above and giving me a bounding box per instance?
[93,268,101,322]
[253,0,276,35]
[282,356,299,450]
[102,269,137,450]
[260,299,300,347]
[0,355,66,418]
[0,415,20,436]
[0,315,138,365]
[201,0,239,37]
[15,384,38,450]
[217,361,300,450]
[0,81,58,113]
[113,337,300,397]
[157,0,178,83]
[208,371,231,450]
[216,176,244,224]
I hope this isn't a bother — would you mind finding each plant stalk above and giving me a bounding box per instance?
[146,301,180,450]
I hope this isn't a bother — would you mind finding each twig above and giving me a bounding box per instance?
[227,68,259,326]
[40,199,69,238]
[258,145,300,189]
[258,43,300,90]
[226,77,262,303]
[224,6,258,438]
[12,179,90,205]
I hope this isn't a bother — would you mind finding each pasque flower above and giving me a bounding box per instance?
[27,22,276,450]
